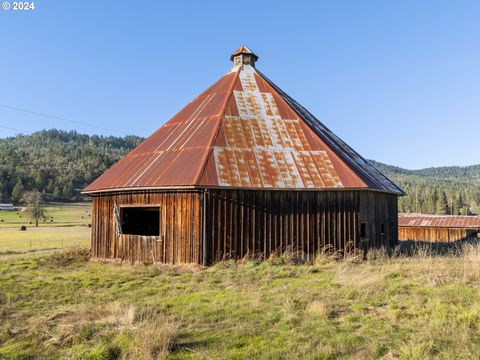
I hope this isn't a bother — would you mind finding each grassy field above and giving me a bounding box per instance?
[1,247,480,359]
[0,203,91,253]
[0,203,92,228]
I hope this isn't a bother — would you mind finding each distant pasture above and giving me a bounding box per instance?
[0,203,91,254]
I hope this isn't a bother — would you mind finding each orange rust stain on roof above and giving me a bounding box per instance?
[211,67,343,189]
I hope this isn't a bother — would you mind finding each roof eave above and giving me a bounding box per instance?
[82,185,402,196]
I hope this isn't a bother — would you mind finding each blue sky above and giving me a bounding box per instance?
[0,1,479,169]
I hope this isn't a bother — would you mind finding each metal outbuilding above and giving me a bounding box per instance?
[399,215,480,243]
[83,46,403,264]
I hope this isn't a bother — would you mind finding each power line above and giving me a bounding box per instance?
[0,104,128,135]
[0,125,26,133]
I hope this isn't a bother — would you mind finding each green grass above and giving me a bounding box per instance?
[0,226,90,253]
[0,203,91,228]
[1,247,480,359]
[0,203,91,253]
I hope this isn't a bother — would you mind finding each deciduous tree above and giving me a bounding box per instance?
[22,190,47,227]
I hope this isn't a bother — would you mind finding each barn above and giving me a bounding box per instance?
[398,215,480,244]
[83,46,404,265]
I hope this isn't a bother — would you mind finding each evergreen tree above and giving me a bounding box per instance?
[53,187,62,199]
[63,181,75,198]
[47,179,55,193]
[34,172,46,189]
[424,193,435,214]
[436,192,449,215]
[454,193,464,215]
[432,189,439,206]
[11,180,25,204]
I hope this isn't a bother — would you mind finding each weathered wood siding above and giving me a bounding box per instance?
[359,191,398,249]
[204,189,398,264]
[399,226,479,243]
[90,189,398,264]
[91,190,203,264]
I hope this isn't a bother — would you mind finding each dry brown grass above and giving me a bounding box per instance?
[306,300,335,319]
[330,243,480,291]
[48,246,90,266]
[128,320,179,360]
[18,302,179,359]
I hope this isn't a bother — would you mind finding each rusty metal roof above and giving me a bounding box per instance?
[84,47,403,195]
[399,215,480,228]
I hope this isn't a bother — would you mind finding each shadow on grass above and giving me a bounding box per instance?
[398,239,480,256]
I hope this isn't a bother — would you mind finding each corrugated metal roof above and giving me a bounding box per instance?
[399,215,480,228]
[84,47,403,195]
[83,71,238,191]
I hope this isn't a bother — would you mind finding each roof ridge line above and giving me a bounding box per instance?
[255,68,404,196]
[193,67,241,185]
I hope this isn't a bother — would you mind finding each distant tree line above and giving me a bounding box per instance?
[371,161,480,215]
[0,129,143,203]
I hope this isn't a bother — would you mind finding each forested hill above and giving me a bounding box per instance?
[0,129,143,202]
[370,160,480,215]
[0,130,478,215]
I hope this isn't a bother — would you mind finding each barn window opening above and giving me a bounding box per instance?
[381,223,385,235]
[121,207,160,236]
[360,223,367,238]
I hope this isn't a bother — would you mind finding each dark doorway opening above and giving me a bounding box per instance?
[360,223,367,239]
[121,207,160,236]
